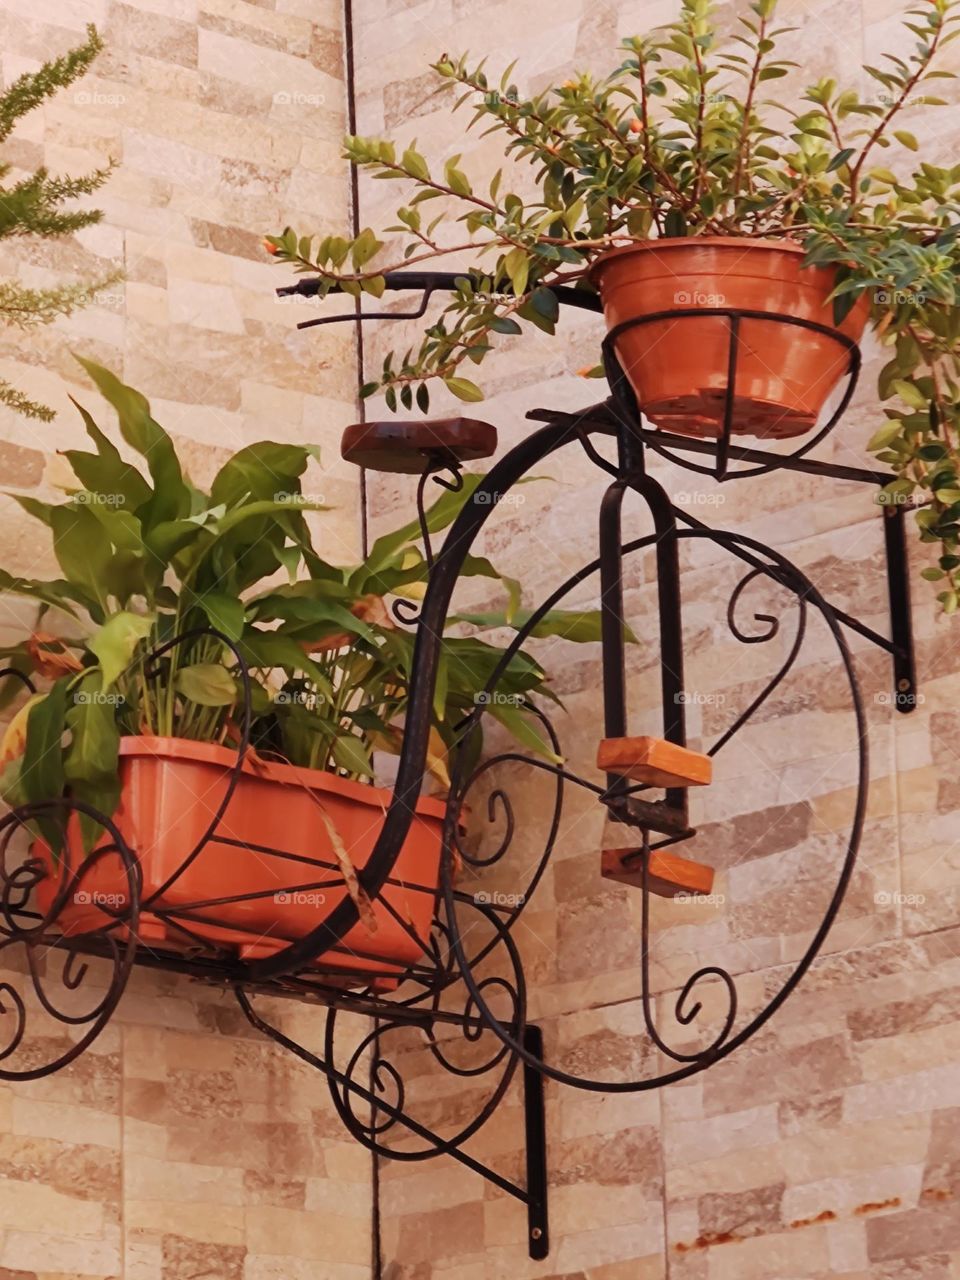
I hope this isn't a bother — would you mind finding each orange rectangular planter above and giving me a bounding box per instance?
[35,736,448,984]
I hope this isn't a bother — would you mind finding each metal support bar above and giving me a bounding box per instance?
[523,1024,549,1260]
[278,271,602,315]
[600,469,690,817]
[527,403,893,487]
[883,504,917,713]
[237,990,534,1204]
[607,793,695,838]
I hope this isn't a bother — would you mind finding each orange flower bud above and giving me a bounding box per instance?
[629,118,643,134]
[263,238,279,256]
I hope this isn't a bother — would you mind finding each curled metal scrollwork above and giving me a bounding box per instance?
[390,461,464,628]
[436,521,865,1094]
[0,799,141,1080]
[708,563,809,758]
[317,891,526,1162]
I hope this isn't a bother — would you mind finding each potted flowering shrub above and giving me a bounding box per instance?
[268,0,960,611]
[0,361,602,979]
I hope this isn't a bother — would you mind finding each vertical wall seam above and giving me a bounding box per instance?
[341,4,381,1274]
[343,0,369,559]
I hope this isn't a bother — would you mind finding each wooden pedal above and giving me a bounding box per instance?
[601,847,715,899]
[597,736,712,788]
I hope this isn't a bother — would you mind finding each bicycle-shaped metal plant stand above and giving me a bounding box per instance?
[0,275,916,1260]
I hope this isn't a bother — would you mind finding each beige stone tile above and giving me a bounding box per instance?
[1,1229,121,1275]
[0,1178,104,1236]
[124,1153,246,1205]
[245,1204,369,1265]
[125,1199,244,1246]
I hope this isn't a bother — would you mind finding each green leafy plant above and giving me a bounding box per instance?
[0,25,118,421]
[0,361,604,842]
[268,0,960,610]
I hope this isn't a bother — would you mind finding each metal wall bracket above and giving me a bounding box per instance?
[528,398,920,713]
[523,1025,549,1260]
[882,503,918,713]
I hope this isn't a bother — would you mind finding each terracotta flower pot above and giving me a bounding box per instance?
[35,736,447,985]
[588,237,871,440]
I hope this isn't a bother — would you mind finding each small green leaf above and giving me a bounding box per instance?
[892,380,929,410]
[894,129,919,150]
[503,246,530,297]
[175,663,238,707]
[89,611,156,688]
[827,147,855,172]
[867,422,904,451]
[331,732,374,778]
[194,592,245,642]
[445,376,484,403]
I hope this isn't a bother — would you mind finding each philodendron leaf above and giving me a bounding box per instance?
[89,611,156,689]
[74,357,191,528]
[191,591,245,642]
[210,442,322,509]
[175,663,238,707]
[454,607,628,644]
[63,396,152,511]
[485,700,563,764]
[17,677,69,851]
[50,504,114,605]
[64,670,122,849]
[331,732,374,778]
[358,473,538,584]
[0,569,85,618]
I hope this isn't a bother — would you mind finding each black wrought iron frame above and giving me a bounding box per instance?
[0,271,916,1260]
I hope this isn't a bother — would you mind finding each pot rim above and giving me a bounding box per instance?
[587,235,810,283]
[118,733,448,820]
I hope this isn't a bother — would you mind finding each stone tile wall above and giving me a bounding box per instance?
[0,2,371,1278]
[350,2,960,1277]
[3,1,960,1278]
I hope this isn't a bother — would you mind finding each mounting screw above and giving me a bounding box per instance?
[531,1228,543,1241]
[898,678,912,692]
